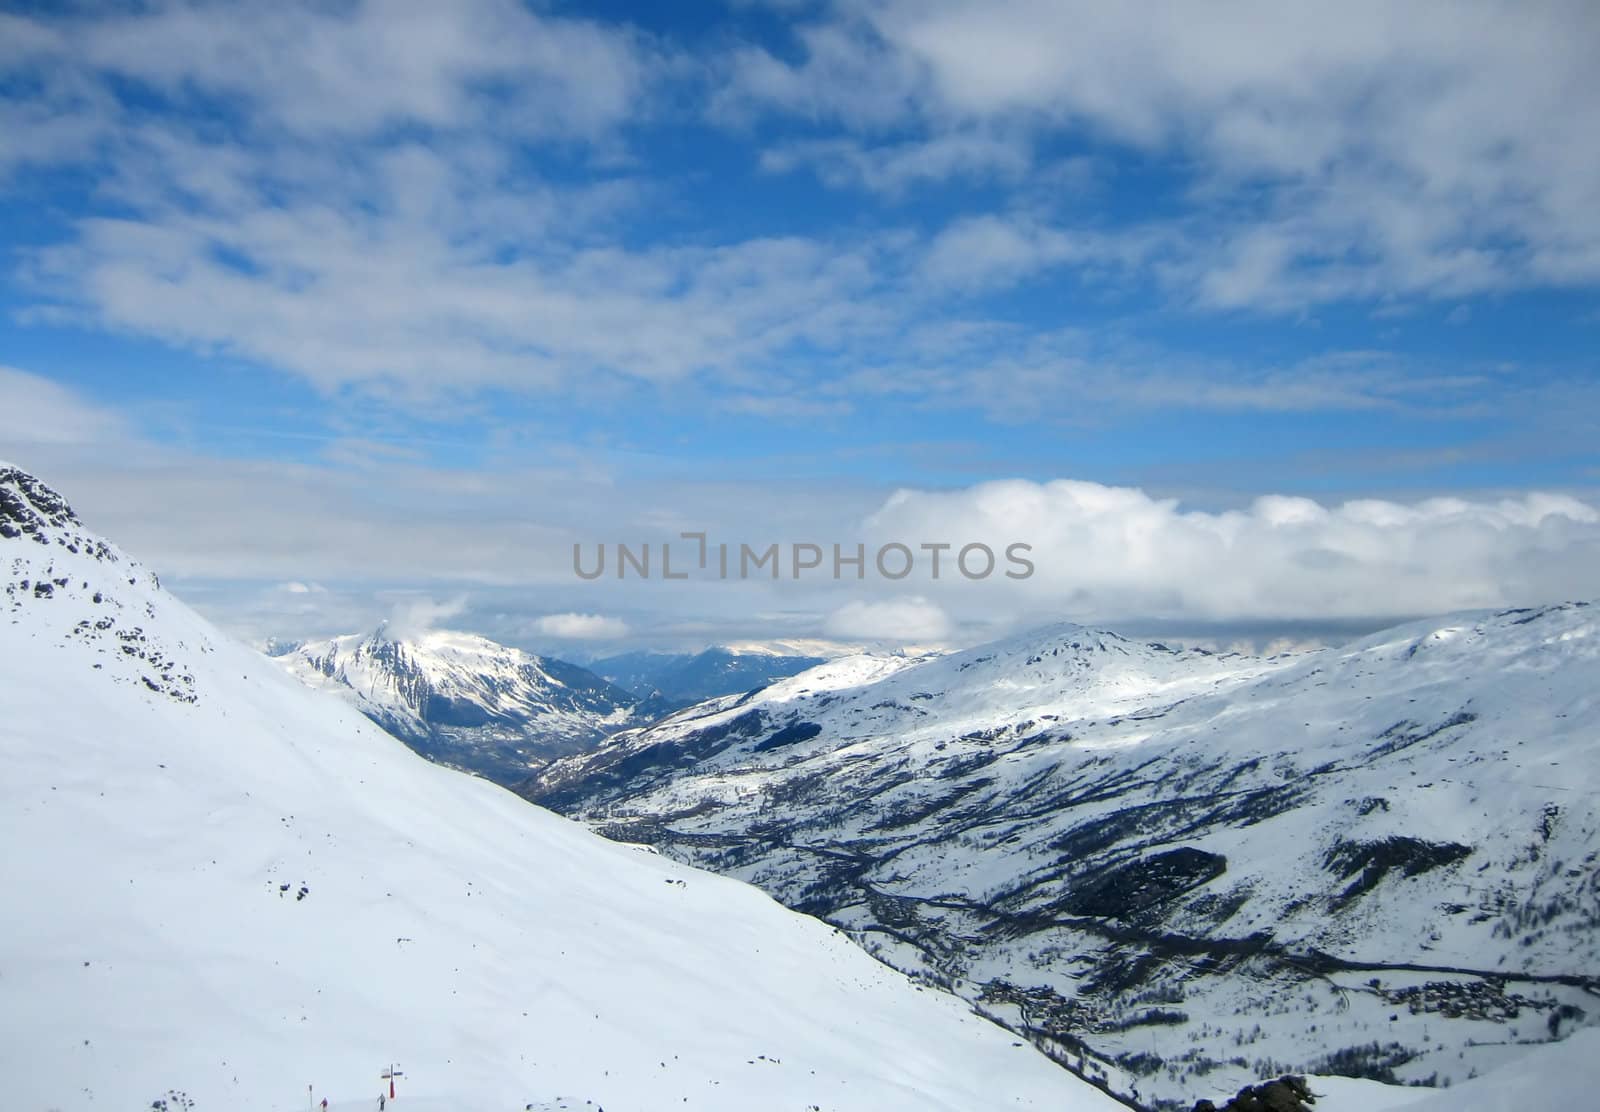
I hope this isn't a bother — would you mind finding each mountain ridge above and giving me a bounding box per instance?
[524,603,1600,1107]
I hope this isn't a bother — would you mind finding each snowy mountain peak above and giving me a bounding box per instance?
[0,463,126,570]
[0,463,80,537]
[281,624,645,783]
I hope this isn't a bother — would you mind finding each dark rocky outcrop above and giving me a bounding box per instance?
[1,466,115,561]
[0,465,80,541]
[1059,847,1228,920]
[752,719,823,752]
[1193,1074,1314,1112]
[1323,836,1472,906]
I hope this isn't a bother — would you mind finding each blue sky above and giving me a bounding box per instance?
[2,1,1599,651]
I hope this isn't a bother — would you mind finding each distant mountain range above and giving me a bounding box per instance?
[591,645,829,706]
[523,613,1600,1107]
[273,627,655,783]
[264,635,831,784]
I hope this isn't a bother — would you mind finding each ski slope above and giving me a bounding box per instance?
[0,462,1122,1111]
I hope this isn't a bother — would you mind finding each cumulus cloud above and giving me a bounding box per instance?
[386,595,469,640]
[864,479,1600,622]
[535,612,630,640]
[824,596,951,642]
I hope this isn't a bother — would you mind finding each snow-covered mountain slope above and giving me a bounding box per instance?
[592,645,831,707]
[0,463,1125,1112]
[279,628,646,783]
[523,615,1600,1108]
[1314,1024,1600,1111]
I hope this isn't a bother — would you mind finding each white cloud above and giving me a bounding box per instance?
[714,20,922,129]
[4,1,1594,415]
[386,595,469,640]
[4,5,905,403]
[20,134,900,398]
[68,1,656,141]
[824,596,951,642]
[535,612,630,640]
[728,0,1600,306]
[864,479,1600,622]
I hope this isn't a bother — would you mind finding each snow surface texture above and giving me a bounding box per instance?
[526,613,1600,1107]
[279,628,645,785]
[0,462,1126,1111]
